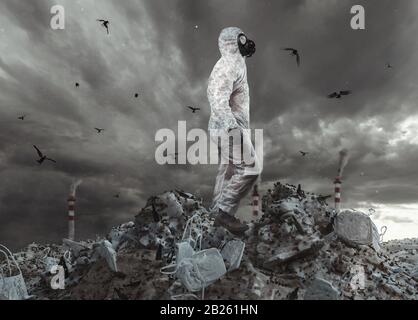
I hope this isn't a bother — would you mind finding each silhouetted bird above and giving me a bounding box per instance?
[33,145,56,164]
[95,128,105,133]
[187,106,201,113]
[75,82,80,87]
[18,115,26,120]
[134,93,139,98]
[386,63,393,69]
[97,19,110,34]
[114,193,120,199]
[328,90,351,99]
[283,48,300,67]
[299,151,309,157]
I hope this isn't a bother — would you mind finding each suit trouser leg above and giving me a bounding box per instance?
[211,130,261,216]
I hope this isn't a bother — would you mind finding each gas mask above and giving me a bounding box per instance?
[238,33,256,58]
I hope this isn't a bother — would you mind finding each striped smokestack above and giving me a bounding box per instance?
[68,180,82,240]
[334,149,349,213]
[252,184,260,217]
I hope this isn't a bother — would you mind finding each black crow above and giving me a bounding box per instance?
[95,128,105,133]
[328,90,351,99]
[33,145,56,164]
[187,106,201,113]
[18,115,26,120]
[97,19,110,34]
[283,48,300,66]
[299,151,309,157]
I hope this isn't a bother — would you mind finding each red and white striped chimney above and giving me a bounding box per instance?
[334,176,342,213]
[68,180,82,240]
[334,149,349,213]
[252,184,260,217]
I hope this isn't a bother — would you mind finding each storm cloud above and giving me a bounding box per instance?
[1,0,418,249]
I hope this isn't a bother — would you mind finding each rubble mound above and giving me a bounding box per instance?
[1,183,417,300]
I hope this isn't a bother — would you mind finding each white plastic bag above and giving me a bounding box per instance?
[176,248,227,292]
[0,244,29,300]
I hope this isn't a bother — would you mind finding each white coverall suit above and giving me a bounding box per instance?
[208,27,261,216]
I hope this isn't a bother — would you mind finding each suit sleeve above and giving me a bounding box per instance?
[207,61,239,131]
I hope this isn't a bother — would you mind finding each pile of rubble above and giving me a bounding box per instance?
[1,183,417,300]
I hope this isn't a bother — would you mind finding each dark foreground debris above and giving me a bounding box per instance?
[1,183,417,300]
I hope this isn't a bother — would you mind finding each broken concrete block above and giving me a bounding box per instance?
[62,238,90,258]
[221,240,245,272]
[304,278,340,300]
[334,210,380,249]
[263,240,324,270]
[96,240,118,272]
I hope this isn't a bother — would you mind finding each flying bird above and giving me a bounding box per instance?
[97,19,110,34]
[134,93,139,98]
[18,115,26,120]
[299,151,309,157]
[114,193,120,199]
[75,82,80,87]
[33,145,56,165]
[282,48,300,66]
[386,63,393,69]
[187,106,201,113]
[95,128,105,133]
[327,90,351,99]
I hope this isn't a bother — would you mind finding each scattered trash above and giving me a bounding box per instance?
[2,184,417,300]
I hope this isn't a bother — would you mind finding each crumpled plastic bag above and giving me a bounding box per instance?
[0,245,29,300]
[176,240,195,264]
[334,210,380,250]
[176,248,226,292]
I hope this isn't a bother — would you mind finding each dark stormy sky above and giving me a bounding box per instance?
[1,0,418,249]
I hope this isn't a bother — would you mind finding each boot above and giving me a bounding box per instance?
[214,210,249,235]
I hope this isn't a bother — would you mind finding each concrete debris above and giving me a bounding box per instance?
[94,240,118,273]
[221,240,245,272]
[1,184,417,300]
[304,278,340,300]
[334,210,381,250]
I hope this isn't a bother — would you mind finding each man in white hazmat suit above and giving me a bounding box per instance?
[208,27,261,234]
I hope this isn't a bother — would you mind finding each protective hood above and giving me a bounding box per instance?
[218,27,244,57]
